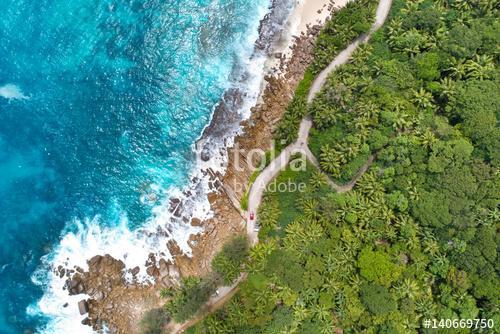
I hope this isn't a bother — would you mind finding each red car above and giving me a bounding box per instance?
[249,212,255,220]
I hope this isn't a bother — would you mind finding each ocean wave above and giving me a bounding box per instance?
[0,84,29,100]
[29,184,204,333]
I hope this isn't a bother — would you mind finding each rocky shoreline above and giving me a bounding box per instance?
[64,1,337,333]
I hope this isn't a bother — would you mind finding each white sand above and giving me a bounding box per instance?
[265,0,349,73]
[293,0,338,35]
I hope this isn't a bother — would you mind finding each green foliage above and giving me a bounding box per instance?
[166,236,248,322]
[275,72,312,146]
[357,248,401,286]
[192,0,500,332]
[275,0,378,145]
[360,284,397,315]
[240,193,249,211]
[212,235,249,284]
[414,52,441,81]
[139,308,169,334]
[411,191,452,228]
[265,249,304,291]
[166,275,220,322]
[312,0,378,74]
[241,169,262,210]
[448,79,499,163]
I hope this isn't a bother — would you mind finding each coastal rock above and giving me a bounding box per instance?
[191,218,202,227]
[256,0,295,55]
[146,265,159,278]
[167,263,180,284]
[67,275,85,295]
[200,147,211,161]
[93,291,105,301]
[166,240,183,258]
[78,299,89,315]
[130,266,140,277]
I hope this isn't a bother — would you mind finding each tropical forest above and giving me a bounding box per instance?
[145,0,499,333]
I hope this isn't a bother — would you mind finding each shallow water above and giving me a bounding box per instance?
[0,0,270,332]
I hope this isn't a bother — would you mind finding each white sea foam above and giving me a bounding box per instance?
[30,184,205,333]
[0,84,29,100]
[195,0,273,173]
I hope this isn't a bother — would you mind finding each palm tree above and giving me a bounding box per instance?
[423,235,440,256]
[434,0,449,9]
[350,44,373,65]
[352,224,367,241]
[225,298,246,326]
[478,0,498,16]
[384,225,398,242]
[320,145,342,177]
[415,297,436,318]
[453,0,473,11]
[405,181,420,201]
[387,18,403,46]
[356,75,374,93]
[204,316,230,334]
[434,24,448,44]
[465,54,495,80]
[396,29,435,56]
[340,143,361,160]
[401,1,421,15]
[379,206,396,223]
[249,239,277,272]
[310,170,328,189]
[348,274,362,293]
[402,317,420,333]
[420,130,438,150]
[478,207,499,226]
[322,276,342,294]
[314,104,338,129]
[356,172,384,197]
[293,304,310,322]
[446,57,467,79]
[303,288,320,305]
[456,11,472,25]
[303,198,321,222]
[394,278,420,300]
[439,77,456,99]
[356,100,379,119]
[319,319,336,334]
[312,304,332,322]
[411,88,434,110]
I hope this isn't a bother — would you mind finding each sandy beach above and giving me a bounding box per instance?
[266,0,348,74]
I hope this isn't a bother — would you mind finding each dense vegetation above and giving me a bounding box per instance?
[139,308,170,334]
[275,0,379,147]
[162,235,249,324]
[187,0,499,333]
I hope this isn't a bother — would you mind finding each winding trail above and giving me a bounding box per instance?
[165,274,247,334]
[168,0,392,331]
[248,0,393,245]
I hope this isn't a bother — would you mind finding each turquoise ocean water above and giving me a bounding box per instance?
[0,0,270,332]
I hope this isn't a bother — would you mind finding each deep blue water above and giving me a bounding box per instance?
[0,0,267,332]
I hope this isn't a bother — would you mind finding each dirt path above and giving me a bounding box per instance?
[168,0,392,331]
[248,0,393,242]
[165,274,246,333]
